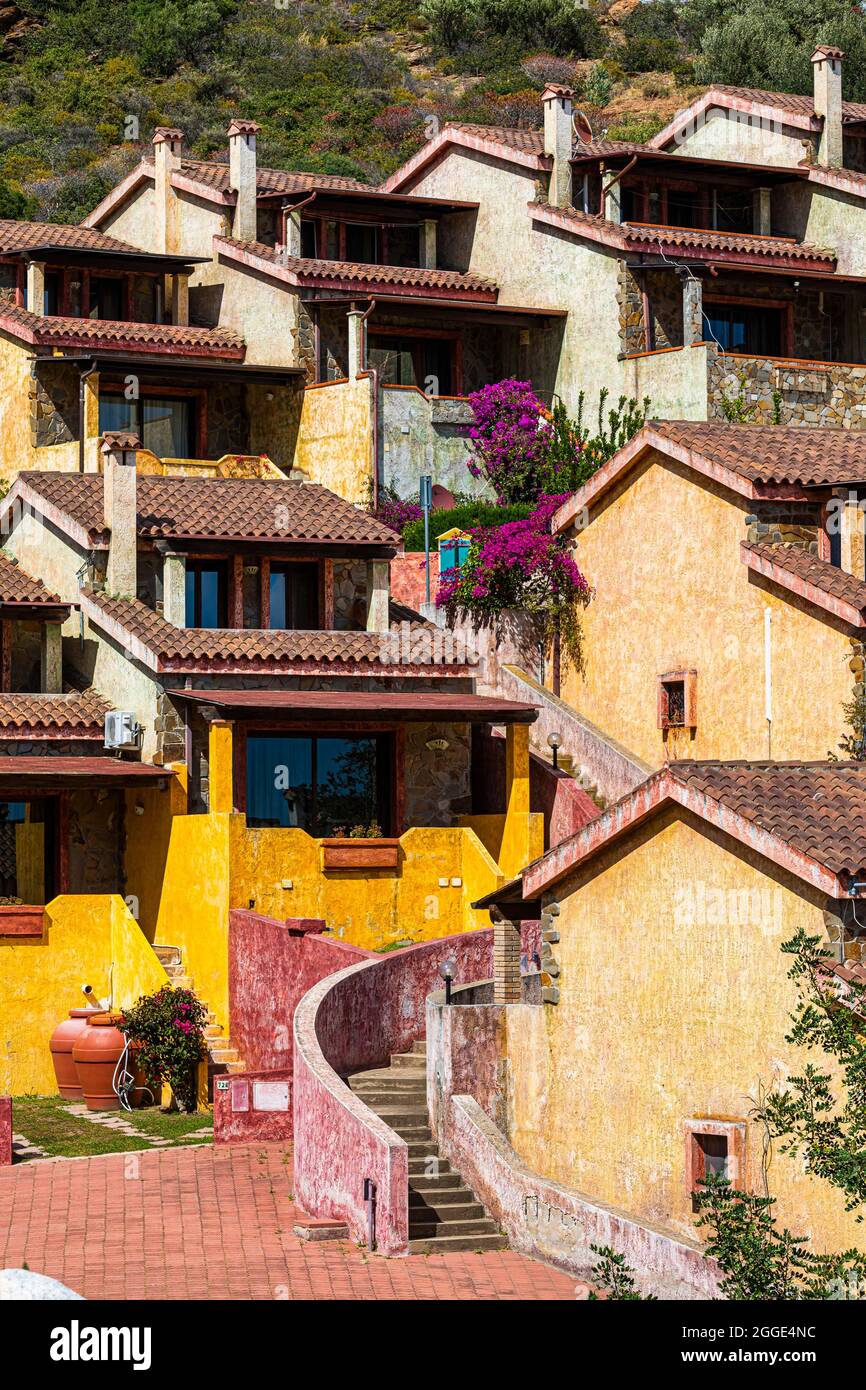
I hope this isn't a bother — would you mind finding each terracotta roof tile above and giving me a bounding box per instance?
[708,83,866,125]
[0,219,142,256]
[0,689,109,738]
[444,122,547,157]
[19,472,398,549]
[215,237,498,297]
[0,552,64,607]
[146,156,371,196]
[624,221,834,267]
[669,760,866,881]
[652,420,866,487]
[742,542,866,621]
[82,589,463,673]
[0,301,245,358]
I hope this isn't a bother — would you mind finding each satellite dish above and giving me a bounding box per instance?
[572,106,594,147]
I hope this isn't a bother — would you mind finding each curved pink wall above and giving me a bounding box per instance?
[293,928,494,1255]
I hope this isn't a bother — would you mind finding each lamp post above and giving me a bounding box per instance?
[547,730,561,769]
[439,955,456,1006]
[420,473,433,607]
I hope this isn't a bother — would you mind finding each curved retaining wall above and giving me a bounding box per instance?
[293,928,494,1255]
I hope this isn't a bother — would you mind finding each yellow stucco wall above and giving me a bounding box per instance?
[124,764,188,942]
[1,895,168,1094]
[507,809,864,1255]
[561,451,854,765]
[295,378,373,505]
[0,335,83,485]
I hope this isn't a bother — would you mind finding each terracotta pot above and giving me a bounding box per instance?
[72,1012,126,1112]
[49,1009,100,1099]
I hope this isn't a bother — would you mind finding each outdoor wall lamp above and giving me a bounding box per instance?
[547,730,561,768]
[439,956,456,1005]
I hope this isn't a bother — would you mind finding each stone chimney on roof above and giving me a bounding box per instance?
[102,432,139,599]
[228,118,261,242]
[153,127,184,255]
[542,84,574,209]
[812,45,844,169]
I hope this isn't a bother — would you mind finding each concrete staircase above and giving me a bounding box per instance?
[153,945,247,1084]
[346,1039,507,1255]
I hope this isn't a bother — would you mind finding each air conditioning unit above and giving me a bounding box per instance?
[104,710,142,751]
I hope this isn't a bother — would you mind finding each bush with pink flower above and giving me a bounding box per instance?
[437,493,592,671]
[120,985,207,1113]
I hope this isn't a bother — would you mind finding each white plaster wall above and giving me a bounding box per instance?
[664,108,813,167]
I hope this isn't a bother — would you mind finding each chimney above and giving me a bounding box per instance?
[542,84,574,209]
[102,432,140,598]
[812,45,844,169]
[228,118,261,242]
[153,127,184,255]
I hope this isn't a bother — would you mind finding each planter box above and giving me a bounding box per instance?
[0,905,44,937]
[321,839,401,871]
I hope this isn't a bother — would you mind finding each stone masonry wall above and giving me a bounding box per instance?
[67,787,124,893]
[404,720,471,826]
[708,350,866,428]
[29,362,77,447]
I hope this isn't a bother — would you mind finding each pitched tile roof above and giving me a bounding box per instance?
[624,221,834,268]
[0,689,110,738]
[443,122,547,157]
[16,473,397,549]
[0,219,142,256]
[0,301,245,359]
[0,552,65,607]
[669,760,866,881]
[653,421,866,487]
[81,589,466,674]
[742,541,866,625]
[214,237,498,299]
[520,759,866,901]
[146,156,371,197]
[708,84,866,125]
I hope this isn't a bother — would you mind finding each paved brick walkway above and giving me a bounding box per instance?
[0,1142,576,1300]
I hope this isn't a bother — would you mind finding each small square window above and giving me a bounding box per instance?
[685,1119,745,1208]
[658,670,697,730]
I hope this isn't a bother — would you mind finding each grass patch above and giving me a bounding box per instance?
[11,1095,212,1162]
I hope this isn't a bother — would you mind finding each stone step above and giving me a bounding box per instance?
[349,1087,426,1109]
[389,1052,427,1070]
[348,1067,426,1086]
[364,1105,428,1126]
[225,1061,247,1074]
[209,1046,238,1063]
[405,1167,461,1189]
[409,1191,482,1214]
[154,944,182,967]
[407,1232,509,1254]
[392,1127,434,1145]
[204,1025,224,1040]
[410,1040,427,1055]
[408,1216,501,1239]
[404,1139,440,1158]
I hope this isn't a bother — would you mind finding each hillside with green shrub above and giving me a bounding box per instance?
[0,0,864,223]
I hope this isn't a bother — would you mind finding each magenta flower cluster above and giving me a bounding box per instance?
[467,379,551,503]
[376,494,422,535]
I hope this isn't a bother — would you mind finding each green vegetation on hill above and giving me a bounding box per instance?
[0,0,864,223]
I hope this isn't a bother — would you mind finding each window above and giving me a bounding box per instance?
[300,219,317,258]
[245,732,392,835]
[89,276,123,320]
[686,1120,746,1207]
[269,563,319,629]
[0,799,55,905]
[43,271,61,315]
[658,670,697,731]
[703,301,784,356]
[367,334,454,395]
[185,561,227,628]
[99,392,195,459]
[345,223,379,264]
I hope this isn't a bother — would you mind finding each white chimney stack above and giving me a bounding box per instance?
[102,432,140,598]
[228,118,261,242]
[152,127,184,255]
[542,84,574,209]
[812,45,844,169]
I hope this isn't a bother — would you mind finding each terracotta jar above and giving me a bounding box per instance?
[72,1013,126,1112]
[49,1009,99,1099]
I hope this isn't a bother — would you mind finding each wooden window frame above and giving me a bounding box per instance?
[657,669,697,731]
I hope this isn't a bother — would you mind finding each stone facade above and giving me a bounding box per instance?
[617,262,646,356]
[207,380,248,458]
[332,559,367,630]
[28,362,77,448]
[403,719,471,826]
[67,787,124,894]
[743,502,823,551]
[708,350,866,428]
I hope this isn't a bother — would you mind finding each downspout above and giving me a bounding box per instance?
[764,606,773,758]
[598,155,638,218]
[78,361,97,473]
[360,299,379,511]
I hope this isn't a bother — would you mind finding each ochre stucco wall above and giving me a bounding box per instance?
[561,451,854,766]
[0,895,168,1094]
[295,378,373,505]
[507,809,864,1254]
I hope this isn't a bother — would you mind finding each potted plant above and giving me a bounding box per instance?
[321,822,401,870]
[119,985,207,1113]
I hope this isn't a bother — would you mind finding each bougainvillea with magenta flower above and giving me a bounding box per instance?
[120,985,207,1113]
[467,379,554,502]
[437,493,592,670]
